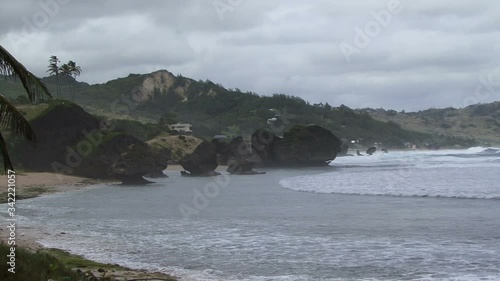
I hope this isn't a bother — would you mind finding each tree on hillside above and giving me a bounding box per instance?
[58,62,71,99]
[158,111,178,126]
[47,55,61,99]
[59,63,71,76]
[0,44,52,172]
[68,60,82,101]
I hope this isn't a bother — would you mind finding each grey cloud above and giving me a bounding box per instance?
[1,0,499,111]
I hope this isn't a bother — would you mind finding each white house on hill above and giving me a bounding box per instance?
[169,123,192,134]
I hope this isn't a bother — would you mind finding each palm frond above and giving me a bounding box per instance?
[0,132,14,172]
[59,63,72,76]
[0,94,34,141]
[0,45,52,102]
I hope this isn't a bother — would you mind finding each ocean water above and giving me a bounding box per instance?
[5,147,500,280]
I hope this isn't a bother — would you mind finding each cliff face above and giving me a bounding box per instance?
[132,70,192,102]
[16,102,169,183]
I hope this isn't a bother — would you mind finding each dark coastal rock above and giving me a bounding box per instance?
[226,157,265,175]
[18,102,100,171]
[366,146,377,155]
[272,125,342,166]
[75,134,168,183]
[223,136,263,175]
[251,125,342,166]
[227,136,251,157]
[16,102,169,184]
[251,128,278,165]
[339,142,349,156]
[144,148,171,178]
[180,170,221,177]
[212,138,231,165]
[179,141,219,176]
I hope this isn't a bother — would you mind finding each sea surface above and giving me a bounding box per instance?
[4,147,500,280]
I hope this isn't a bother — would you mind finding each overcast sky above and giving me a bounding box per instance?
[1,0,499,111]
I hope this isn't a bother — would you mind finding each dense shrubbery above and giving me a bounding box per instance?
[469,102,500,117]
[0,243,83,281]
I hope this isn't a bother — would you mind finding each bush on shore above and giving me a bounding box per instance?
[0,242,83,281]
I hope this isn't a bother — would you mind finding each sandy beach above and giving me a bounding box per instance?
[1,172,110,249]
[0,172,177,280]
[0,172,108,201]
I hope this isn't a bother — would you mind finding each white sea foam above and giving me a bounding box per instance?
[281,148,500,199]
[7,147,500,281]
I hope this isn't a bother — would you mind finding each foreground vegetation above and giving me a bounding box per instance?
[0,243,83,281]
[0,44,52,173]
[0,243,177,281]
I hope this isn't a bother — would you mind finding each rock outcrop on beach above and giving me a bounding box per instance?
[16,102,169,184]
[74,134,169,184]
[18,102,100,171]
[147,133,202,162]
[250,128,277,166]
[338,140,350,156]
[181,136,266,176]
[366,146,377,155]
[251,125,342,166]
[223,136,264,175]
[179,140,220,176]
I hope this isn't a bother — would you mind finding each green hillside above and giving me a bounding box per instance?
[363,102,500,146]
[1,70,484,148]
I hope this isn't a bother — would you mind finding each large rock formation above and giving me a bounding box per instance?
[222,137,264,175]
[251,129,278,166]
[19,102,100,171]
[366,146,377,155]
[74,134,169,184]
[178,141,219,176]
[147,133,202,162]
[16,102,169,184]
[338,139,350,156]
[251,125,342,166]
[179,136,265,176]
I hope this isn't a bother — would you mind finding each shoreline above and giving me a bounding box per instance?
[0,172,178,280]
[0,172,115,203]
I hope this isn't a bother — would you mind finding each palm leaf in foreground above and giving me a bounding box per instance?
[0,132,14,171]
[0,94,35,171]
[0,45,52,101]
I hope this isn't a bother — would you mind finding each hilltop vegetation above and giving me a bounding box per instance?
[1,70,486,149]
[363,102,500,145]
